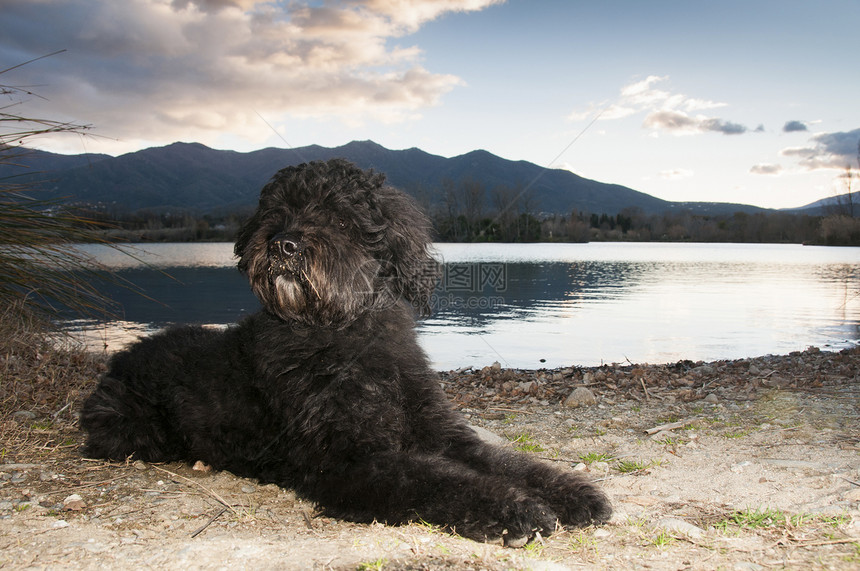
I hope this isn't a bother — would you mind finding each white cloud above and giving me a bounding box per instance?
[570,75,750,136]
[658,168,693,180]
[750,163,783,175]
[0,0,500,153]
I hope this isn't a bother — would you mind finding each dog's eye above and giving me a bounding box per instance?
[337,219,347,230]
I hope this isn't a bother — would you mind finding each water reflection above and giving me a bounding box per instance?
[64,242,860,369]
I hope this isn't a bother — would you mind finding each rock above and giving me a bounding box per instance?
[564,387,596,408]
[470,425,506,446]
[12,411,36,423]
[693,365,715,376]
[703,393,719,404]
[591,461,610,472]
[133,460,147,471]
[655,517,705,538]
[63,494,87,511]
[240,485,256,494]
[192,460,212,473]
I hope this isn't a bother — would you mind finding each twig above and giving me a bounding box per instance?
[51,402,71,421]
[488,407,534,415]
[840,476,860,487]
[794,537,860,547]
[301,509,314,529]
[150,464,239,517]
[191,507,227,538]
[644,417,701,435]
[639,378,650,401]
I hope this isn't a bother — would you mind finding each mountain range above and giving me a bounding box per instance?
[0,140,827,217]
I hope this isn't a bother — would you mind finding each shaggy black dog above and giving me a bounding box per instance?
[80,159,611,546]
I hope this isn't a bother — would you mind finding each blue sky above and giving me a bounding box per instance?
[2,0,858,209]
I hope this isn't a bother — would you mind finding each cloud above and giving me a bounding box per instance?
[658,168,694,180]
[643,110,748,135]
[0,0,501,152]
[781,128,860,170]
[783,120,808,133]
[750,163,783,175]
[572,75,752,136]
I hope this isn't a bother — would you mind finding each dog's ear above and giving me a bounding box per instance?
[234,209,261,275]
[376,186,440,317]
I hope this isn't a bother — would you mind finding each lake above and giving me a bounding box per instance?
[65,242,860,370]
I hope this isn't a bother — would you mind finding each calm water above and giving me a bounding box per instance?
[66,242,860,370]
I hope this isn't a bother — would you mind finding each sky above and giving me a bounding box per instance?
[1,0,859,210]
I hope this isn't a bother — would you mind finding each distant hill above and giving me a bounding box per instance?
[0,140,786,216]
[780,194,857,216]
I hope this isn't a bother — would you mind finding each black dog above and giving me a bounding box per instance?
[80,159,611,546]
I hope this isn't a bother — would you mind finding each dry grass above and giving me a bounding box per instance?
[0,302,106,428]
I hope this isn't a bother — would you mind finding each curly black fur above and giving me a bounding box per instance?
[80,159,611,546]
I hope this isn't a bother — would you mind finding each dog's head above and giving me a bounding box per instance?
[234,159,439,327]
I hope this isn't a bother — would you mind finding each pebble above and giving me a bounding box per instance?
[564,387,596,408]
[590,461,610,472]
[655,517,705,538]
[240,485,256,494]
[703,393,719,403]
[133,460,147,471]
[63,494,87,511]
[12,411,36,423]
[471,425,506,446]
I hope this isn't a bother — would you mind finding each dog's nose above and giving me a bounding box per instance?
[269,233,304,257]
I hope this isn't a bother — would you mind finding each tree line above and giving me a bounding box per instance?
[74,178,859,246]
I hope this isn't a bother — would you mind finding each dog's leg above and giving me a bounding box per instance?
[80,376,183,462]
[304,451,557,546]
[439,428,612,527]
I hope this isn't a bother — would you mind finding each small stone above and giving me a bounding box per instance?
[564,387,596,408]
[693,365,715,376]
[192,460,212,473]
[12,411,36,423]
[133,460,147,471]
[591,461,610,472]
[572,462,587,471]
[655,517,705,538]
[63,494,87,511]
[471,425,506,446]
[703,393,719,404]
[240,485,256,494]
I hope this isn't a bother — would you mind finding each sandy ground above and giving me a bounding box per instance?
[1,346,859,570]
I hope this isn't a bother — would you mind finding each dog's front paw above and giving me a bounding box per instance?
[470,495,556,547]
[546,477,612,527]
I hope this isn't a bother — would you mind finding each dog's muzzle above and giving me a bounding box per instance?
[267,232,305,276]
